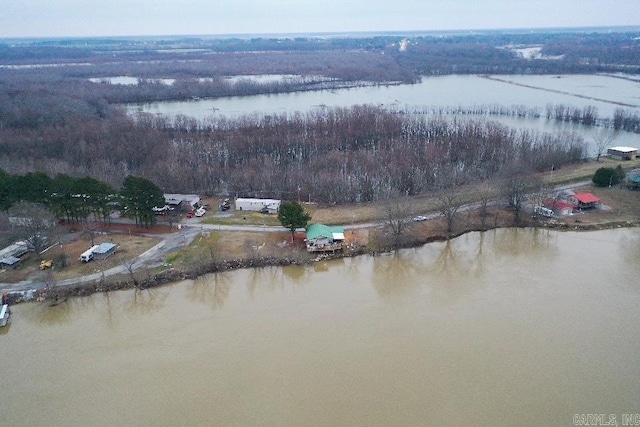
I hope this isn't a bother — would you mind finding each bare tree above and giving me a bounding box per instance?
[476,182,494,229]
[437,189,463,233]
[592,128,616,162]
[8,201,56,259]
[530,180,553,211]
[500,165,541,224]
[379,196,414,248]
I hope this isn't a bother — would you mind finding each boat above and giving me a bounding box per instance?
[1,304,10,327]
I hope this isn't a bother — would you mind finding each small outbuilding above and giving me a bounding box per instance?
[235,198,281,214]
[164,194,201,210]
[306,224,345,253]
[607,146,638,160]
[0,256,22,270]
[92,242,117,260]
[570,193,601,210]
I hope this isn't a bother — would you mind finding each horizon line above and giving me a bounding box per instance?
[2,24,640,41]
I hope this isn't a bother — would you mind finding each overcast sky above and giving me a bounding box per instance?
[2,0,639,38]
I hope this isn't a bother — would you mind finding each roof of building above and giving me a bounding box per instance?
[628,169,640,183]
[164,194,200,205]
[0,241,30,259]
[93,242,117,254]
[0,256,21,265]
[544,199,576,210]
[235,198,281,204]
[573,193,601,204]
[608,146,638,153]
[306,224,345,241]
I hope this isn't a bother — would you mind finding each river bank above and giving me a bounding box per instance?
[7,208,639,305]
[3,161,640,305]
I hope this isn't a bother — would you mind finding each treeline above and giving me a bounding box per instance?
[0,170,164,227]
[0,105,586,204]
[544,103,640,131]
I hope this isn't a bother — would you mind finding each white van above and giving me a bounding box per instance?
[80,245,99,262]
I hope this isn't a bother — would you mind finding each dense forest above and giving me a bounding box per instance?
[0,28,639,203]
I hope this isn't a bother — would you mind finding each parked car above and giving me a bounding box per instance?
[195,207,206,217]
[413,215,428,222]
[39,259,53,270]
[219,198,231,211]
[186,210,195,218]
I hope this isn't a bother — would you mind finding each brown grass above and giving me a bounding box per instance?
[0,232,161,284]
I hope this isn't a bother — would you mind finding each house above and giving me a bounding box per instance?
[305,224,345,253]
[235,198,281,214]
[544,198,577,216]
[607,146,638,160]
[164,194,201,211]
[92,242,117,260]
[569,193,601,210]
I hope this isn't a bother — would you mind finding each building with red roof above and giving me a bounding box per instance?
[544,199,577,215]
[569,193,601,210]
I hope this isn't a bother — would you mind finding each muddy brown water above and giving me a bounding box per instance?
[2,228,640,426]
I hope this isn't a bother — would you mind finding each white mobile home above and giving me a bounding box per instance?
[235,198,281,214]
[93,243,117,260]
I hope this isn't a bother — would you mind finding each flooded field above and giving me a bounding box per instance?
[126,74,640,119]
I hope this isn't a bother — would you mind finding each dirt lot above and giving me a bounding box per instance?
[0,224,164,284]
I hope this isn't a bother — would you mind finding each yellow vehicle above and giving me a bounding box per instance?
[39,259,53,270]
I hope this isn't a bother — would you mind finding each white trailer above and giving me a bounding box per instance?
[80,245,99,263]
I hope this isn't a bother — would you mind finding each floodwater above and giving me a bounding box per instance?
[2,228,640,426]
[126,74,640,119]
[125,74,640,153]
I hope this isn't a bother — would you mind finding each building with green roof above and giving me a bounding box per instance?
[305,224,345,253]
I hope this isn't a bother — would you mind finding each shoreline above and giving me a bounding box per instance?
[5,219,639,305]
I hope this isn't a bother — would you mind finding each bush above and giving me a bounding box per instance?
[592,167,621,187]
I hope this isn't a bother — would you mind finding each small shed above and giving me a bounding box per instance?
[235,198,281,214]
[607,146,638,160]
[0,256,22,269]
[570,193,601,210]
[93,242,117,260]
[306,224,345,252]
